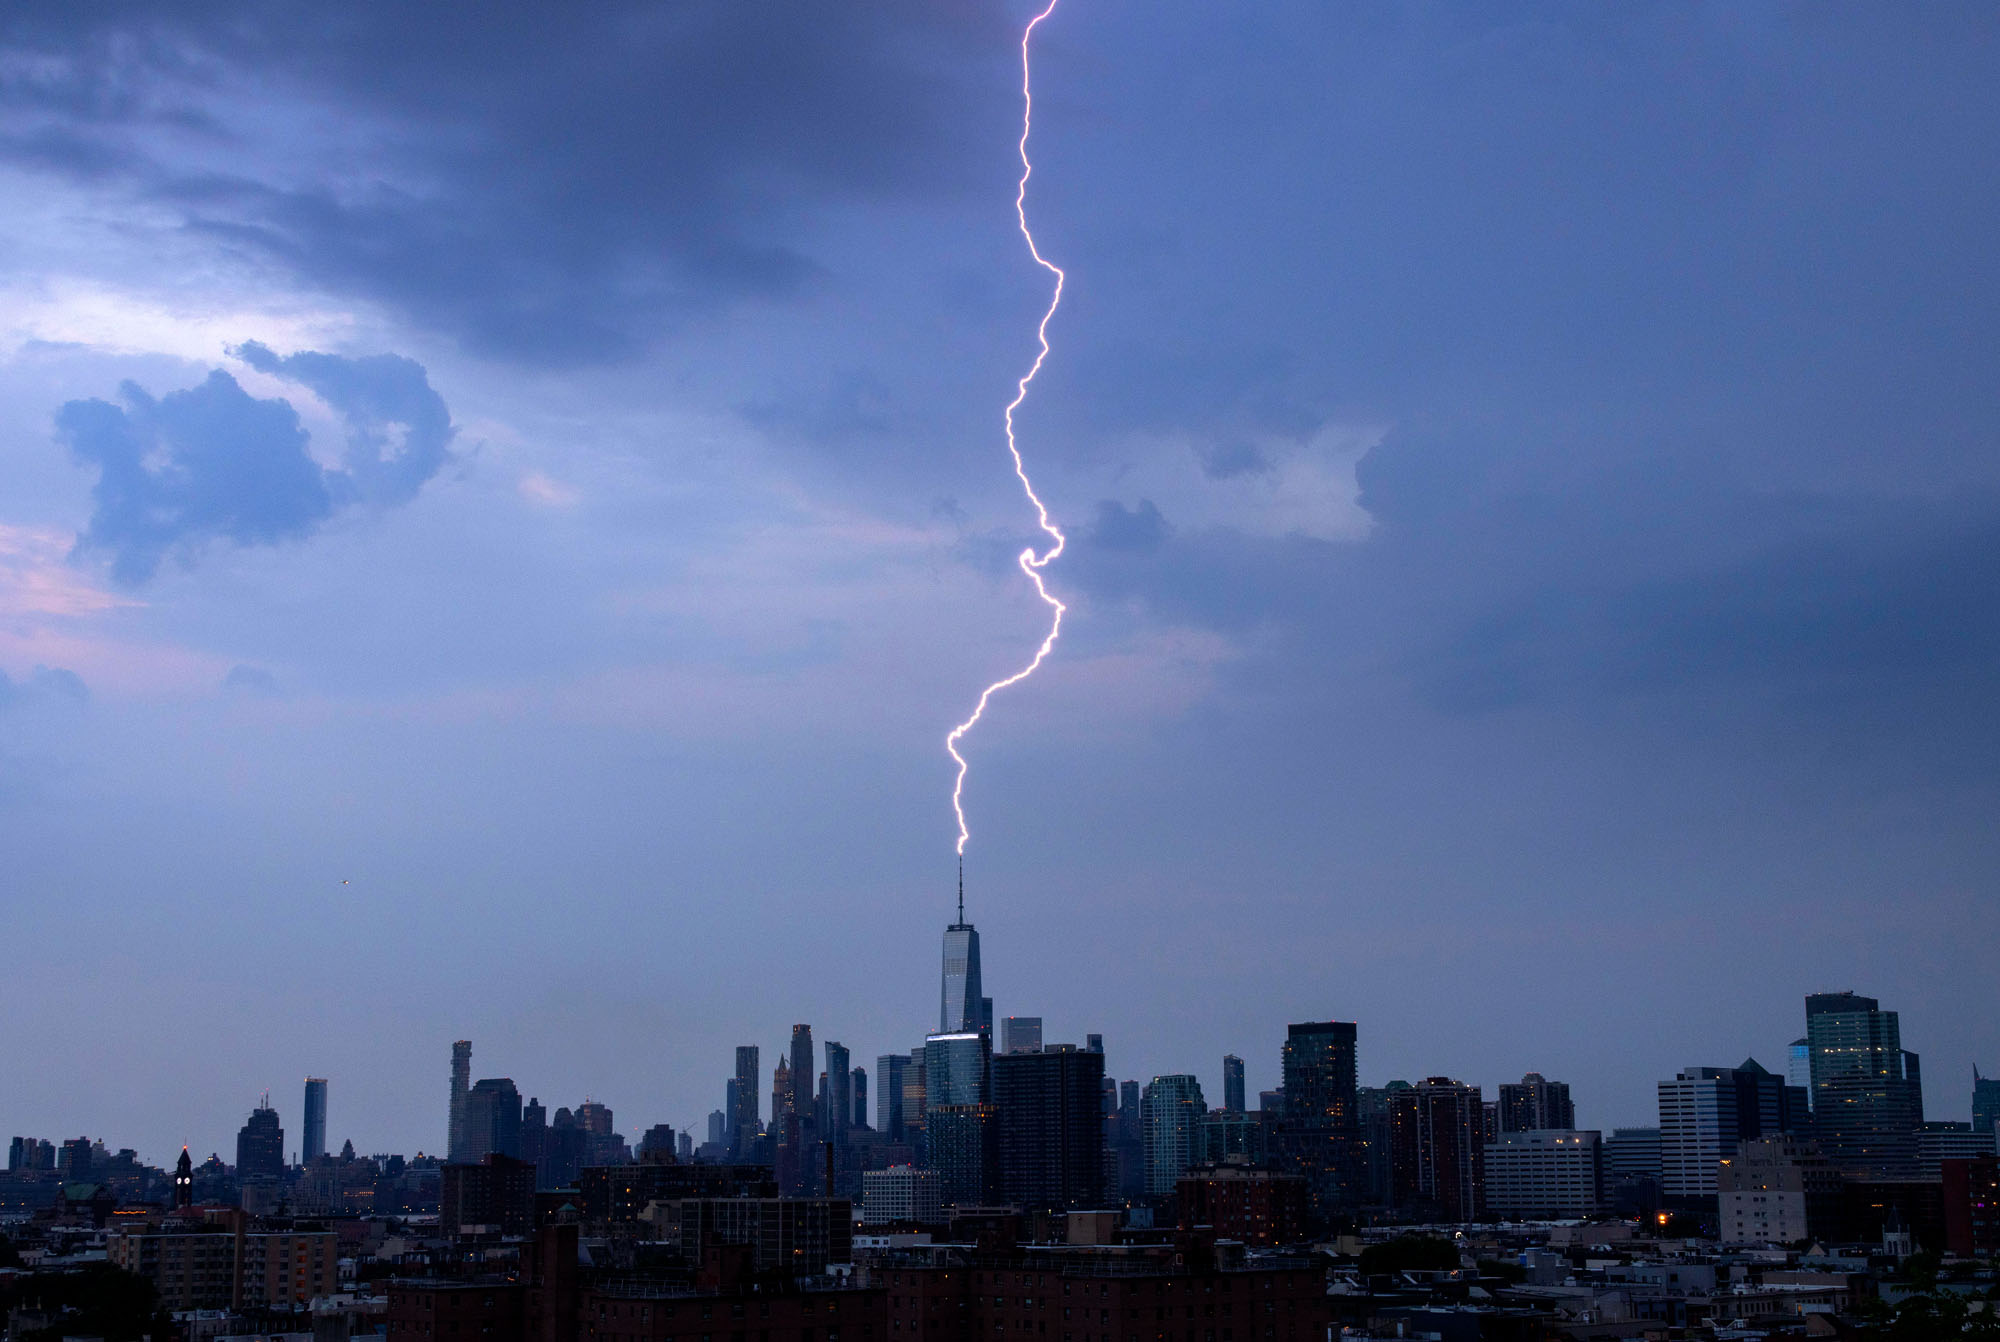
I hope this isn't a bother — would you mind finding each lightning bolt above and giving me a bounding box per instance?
[947,0,1067,858]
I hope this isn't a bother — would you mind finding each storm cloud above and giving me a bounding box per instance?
[57,348,454,582]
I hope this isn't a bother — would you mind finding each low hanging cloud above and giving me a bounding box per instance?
[56,347,455,583]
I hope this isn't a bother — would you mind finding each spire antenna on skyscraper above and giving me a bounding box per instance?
[958,855,965,925]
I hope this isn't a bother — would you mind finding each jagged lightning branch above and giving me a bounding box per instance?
[946,0,1067,858]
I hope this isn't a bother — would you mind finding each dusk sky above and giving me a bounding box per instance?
[3,2,1997,1166]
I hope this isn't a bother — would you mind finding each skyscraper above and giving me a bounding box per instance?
[825,1042,852,1147]
[463,1079,524,1161]
[236,1100,285,1180]
[449,1041,472,1162]
[876,1053,908,1140]
[1276,1021,1360,1218]
[1497,1073,1574,1132]
[1002,1017,1043,1055]
[1657,1062,1795,1198]
[1142,1074,1207,1196]
[1223,1055,1246,1114]
[941,887,984,1036]
[302,1077,328,1163]
[788,1025,814,1118]
[1806,992,1923,1178]
[995,1044,1106,1211]
[1387,1077,1485,1222]
[734,1045,760,1155]
[853,1067,868,1130]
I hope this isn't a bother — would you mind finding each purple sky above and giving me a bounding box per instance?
[2,1,1997,1165]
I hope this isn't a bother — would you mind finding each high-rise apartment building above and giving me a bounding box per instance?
[1387,1077,1485,1222]
[788,1026,815,1119]
[1141,1074,1207,1196]
[734,1046,761,1154]
[302,1078,328,1164]
[236,1101,285,1181]
[1276,1021,1360,1218]
[994,1044,1106,1211]
[1497,1073,1574,1133]
[1805,992,1923,1179]
[449,1041,472,1163]
[1483,1129,1601,1218]
[862,1164,943,1225]
[1223,1055,1246,1115]
[1002,1017,1043,1055]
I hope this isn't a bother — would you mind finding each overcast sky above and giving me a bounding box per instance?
[3,2,1998,1165]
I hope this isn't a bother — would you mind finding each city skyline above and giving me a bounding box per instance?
[13,882,1989,1171]
[3,2,1999,1177]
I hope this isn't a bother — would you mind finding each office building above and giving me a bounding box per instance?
[1497,1073,1575,1133]
[941,887,984,1036]
[862,1164,943,1225]
[235,1101,285,1180]
[1142,1074,1207,1196]
[1275,1021,1360,1218]
[706,1109,727,1147]
[825,1041,852,1146]
[1484,1129,1601,1218]
[1787,1039,1812,1104]
[1805,991,1923,1178]
[1388,1077,1485,1222]
[448,1040,472,1163]
[734,1045,761,1154]
[853,1066,868,1129]
[302,1077,328,1164]
[877,1052,909,1140]
[1087,1033,1103,1054]
[1657,1062,1795,1199]
[462,1078,524,1161]
[1603,1127,1661,1180]
[994,1043,1105,1211]
[1974,1068,2000,1140]
[1223,1055,1246,1114]
[1919,1121,1998,1179]
[1002,1016,1043,1055]
[906,1046,930,1137]
[926,1031,990,1107]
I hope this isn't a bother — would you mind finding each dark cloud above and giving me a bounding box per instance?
[740,370,897,442]
[57,348,454,582]
[0,3,1013,362]
[0,666,88,709]
[1195,440,1270,482]
[232,342,453,506]
[1086,498,1169,554]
